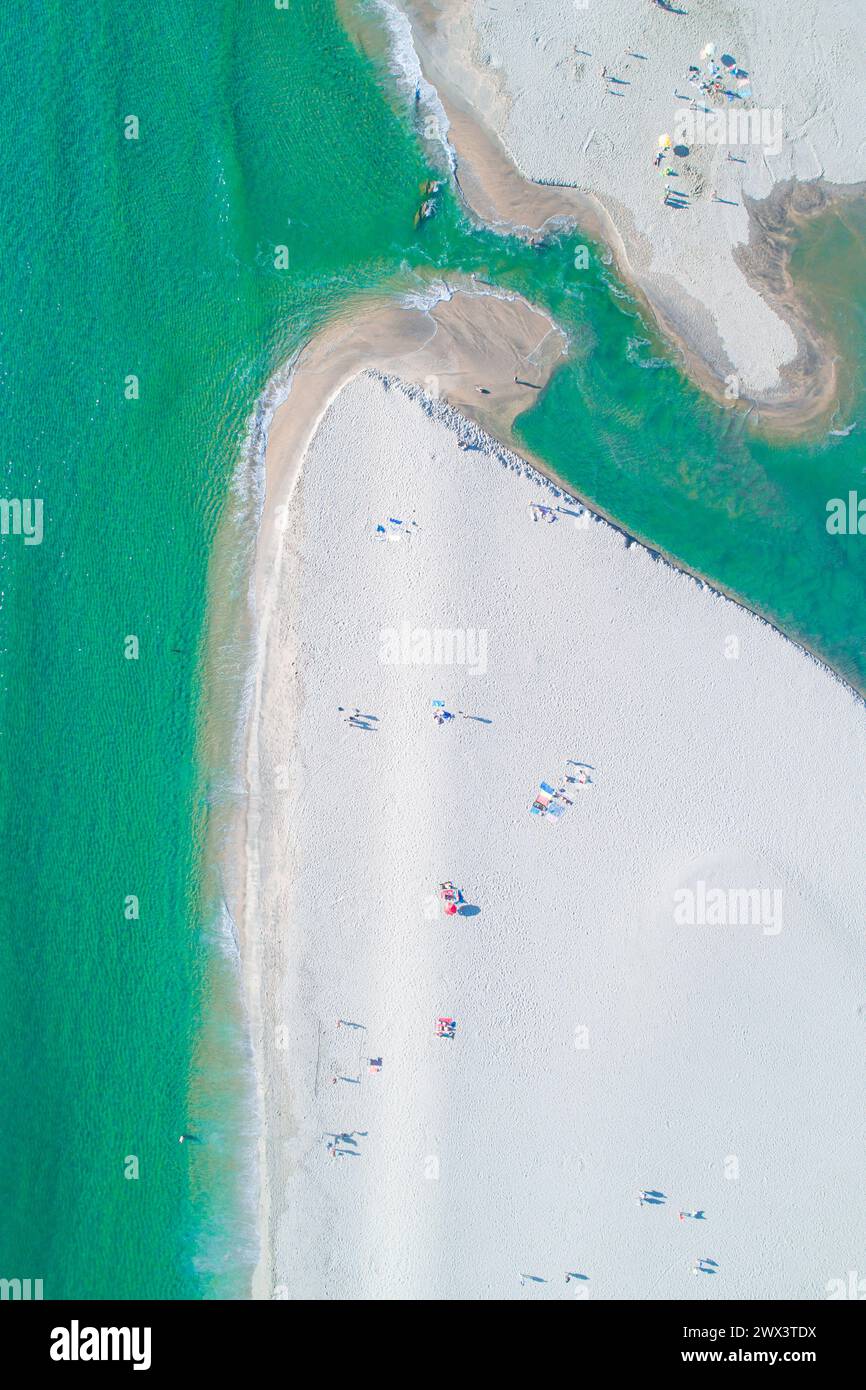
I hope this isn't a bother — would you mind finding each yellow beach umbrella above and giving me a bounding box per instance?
[658,133,671,148]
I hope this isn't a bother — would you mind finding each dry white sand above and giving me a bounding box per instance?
[242,368,866,1300]
[393,0,866,407]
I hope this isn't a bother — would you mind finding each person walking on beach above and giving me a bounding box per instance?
[638,1188,666,1205]
[344,710,376,730]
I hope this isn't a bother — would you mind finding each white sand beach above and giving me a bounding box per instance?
[238,350,866,1300]
[392,0,866,417]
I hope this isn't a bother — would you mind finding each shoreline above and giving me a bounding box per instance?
[377,0,866,435]
[229,283,864,1295]
[231,284,571,1298]
[391,373,866,709]
[203,1,866,1302]
[232,322,866,1299]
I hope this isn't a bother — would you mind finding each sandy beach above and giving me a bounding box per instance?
[225,3,866,1304]
[385,0,866,422]
[236,336,866,1299]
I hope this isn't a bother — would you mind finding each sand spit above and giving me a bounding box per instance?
[239,350,866,1299]
[236,284,566,1297]
[253,283,567,620]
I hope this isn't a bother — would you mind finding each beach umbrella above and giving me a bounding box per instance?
[701,43,715,59]
[658,133,671,148]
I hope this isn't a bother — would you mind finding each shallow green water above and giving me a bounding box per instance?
[0,0,863,1300]
[512,204,866,691]
[0,0,430,1301]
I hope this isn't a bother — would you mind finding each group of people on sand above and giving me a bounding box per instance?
[338,706,378,731]
[520,1271,590,1287]
[326,1130,366,1158]
[645,41,751,211]
[638,1191,718,1277]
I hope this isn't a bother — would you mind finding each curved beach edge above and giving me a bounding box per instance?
[235,284,571,1298]
[226,281,864,1295]
[232,293,866,1298]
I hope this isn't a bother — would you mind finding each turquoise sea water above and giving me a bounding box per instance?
[0,1,863,1298]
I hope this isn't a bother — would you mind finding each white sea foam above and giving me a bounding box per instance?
[225,351,302,763]
[374,0,456,171]
[202,351,305,963]
[399,276,455,312]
